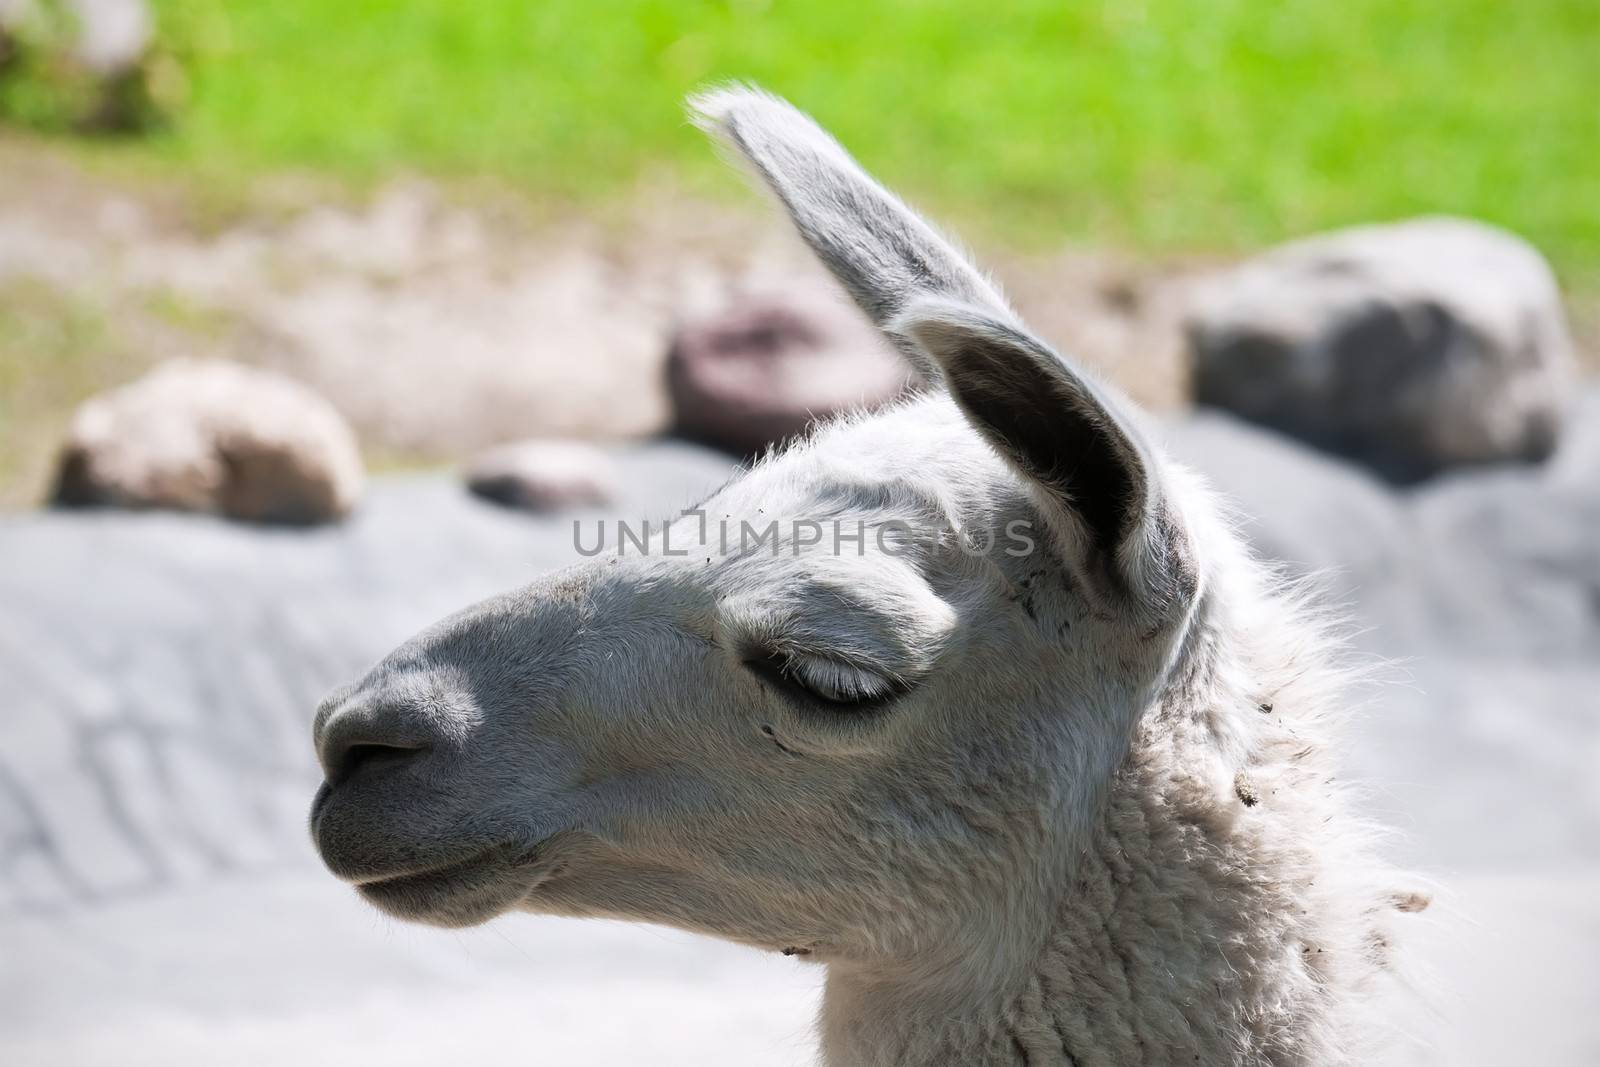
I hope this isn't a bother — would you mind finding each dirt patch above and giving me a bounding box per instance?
[2,139,1592,508]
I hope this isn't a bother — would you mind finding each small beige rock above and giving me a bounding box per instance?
[52,359,364,524]
[463,440,619,512]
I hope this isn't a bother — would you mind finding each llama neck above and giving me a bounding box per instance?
[818,761,1348,1067]
[818,593,1392,1067]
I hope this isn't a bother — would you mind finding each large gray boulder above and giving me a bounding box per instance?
[52,359,364,524]
[1187,217,1576,484]
[4,430,1597,1066]
[1548,382,1600,493]
[1170,400,1600,661]
[1161,413,1407,601]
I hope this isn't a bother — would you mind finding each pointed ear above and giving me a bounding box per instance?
[893,297,1194,612]
[690,85,1010,384]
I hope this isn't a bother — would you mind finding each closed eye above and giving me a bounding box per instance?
[744,649,900,710]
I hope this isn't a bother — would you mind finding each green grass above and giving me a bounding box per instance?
[11,0,1600,268]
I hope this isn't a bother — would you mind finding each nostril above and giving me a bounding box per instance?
[314,692,437,785]
[329,740,428,787]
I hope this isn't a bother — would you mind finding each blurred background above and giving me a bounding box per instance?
[2,2,1597,1065]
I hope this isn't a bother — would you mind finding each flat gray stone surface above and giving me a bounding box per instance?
[3,424,1596,1065]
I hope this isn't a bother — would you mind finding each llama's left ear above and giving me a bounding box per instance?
[894,297,1194,613]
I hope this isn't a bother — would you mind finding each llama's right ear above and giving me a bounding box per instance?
[690,85,1009,385]
[894,298,1194,613]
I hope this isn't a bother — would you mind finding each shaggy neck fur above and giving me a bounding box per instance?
[819,538,1407,1067]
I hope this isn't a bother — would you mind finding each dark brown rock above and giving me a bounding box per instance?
[666,285,911,455]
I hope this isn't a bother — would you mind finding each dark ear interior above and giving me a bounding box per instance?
[895,299,1152,559]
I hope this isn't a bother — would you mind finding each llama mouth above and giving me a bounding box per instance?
[352,843,557,926]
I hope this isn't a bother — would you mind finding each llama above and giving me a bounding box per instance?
[309,87,1421,1066]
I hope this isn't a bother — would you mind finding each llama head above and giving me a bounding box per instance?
[310,88,1203,972]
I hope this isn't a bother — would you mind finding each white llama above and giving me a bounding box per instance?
[309,87,1422,1066]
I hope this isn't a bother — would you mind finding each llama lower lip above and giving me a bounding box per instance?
[353,838,561,900]
[351,846,542,926]
[353,848,505,890]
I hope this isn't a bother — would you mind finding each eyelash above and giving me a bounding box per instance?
[746,650,897,708]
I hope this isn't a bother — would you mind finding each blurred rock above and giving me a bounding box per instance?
[1408,466,1600,661]
[666,284,911,455]
[1170,406,1600,661]
[1187,217,1576,483]
[1548,383,1600,493]
[0,0,31,35]
[464,439,619,511]
[0,2,20,71]
[68,0,149,76]
[0,0,160,131]
[52,359,363,524]
[1162,412,1408,602]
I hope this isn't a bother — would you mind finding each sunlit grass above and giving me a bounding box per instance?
[4,0,1598,268]
[48,0,1576,268]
